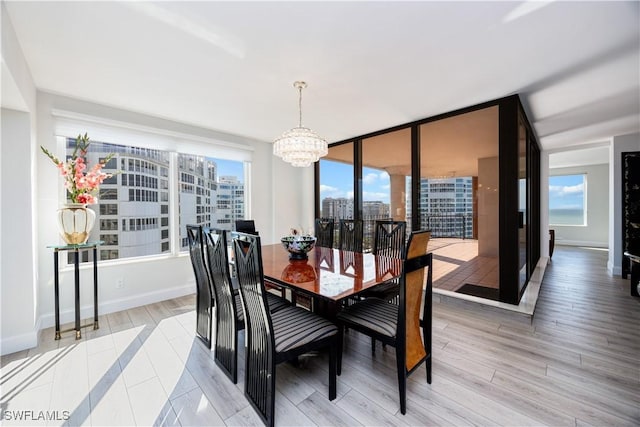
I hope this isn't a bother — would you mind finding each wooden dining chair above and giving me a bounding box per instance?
[186,225,214,348]
[338,219,363,252]
[336,230,433,415]
[315,217,335,248]
[203,227,289,384]
[232,232,340,427]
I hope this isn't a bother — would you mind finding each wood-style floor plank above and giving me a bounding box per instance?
[1,245,639,426]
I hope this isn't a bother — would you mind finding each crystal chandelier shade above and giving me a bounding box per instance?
[273,81,328,167]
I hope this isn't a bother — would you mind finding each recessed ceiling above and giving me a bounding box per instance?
[549,145,610,169]
[3,1,639,153]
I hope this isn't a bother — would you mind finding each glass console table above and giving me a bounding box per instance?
[47,241,103,340]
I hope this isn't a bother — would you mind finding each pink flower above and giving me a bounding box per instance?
[76,193,95,204]
[40,133,117,205]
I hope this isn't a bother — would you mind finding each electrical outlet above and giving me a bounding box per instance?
[116,278,125,289]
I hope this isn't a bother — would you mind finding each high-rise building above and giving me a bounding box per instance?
[215,175,245,229]
[362,201,389,219]
[74,139,245,260]
[415,177,473,238]
[321,197,354,219]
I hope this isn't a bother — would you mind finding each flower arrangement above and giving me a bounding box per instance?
[41,133,115,205]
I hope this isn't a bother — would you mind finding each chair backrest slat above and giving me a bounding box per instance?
[315,218,335,248]
[373,220,407,258]
[339,219,364,252]
[203,228,235,315]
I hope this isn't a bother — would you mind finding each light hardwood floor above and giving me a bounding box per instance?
[1,246,639,426]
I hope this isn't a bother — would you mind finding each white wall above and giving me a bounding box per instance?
[271,156,315,240]
[609,132,640,275]
[33,91,294,329]
[1,88,308,355]
[1,1,39,355]
[549,163,609,247]
[1,109,39,354]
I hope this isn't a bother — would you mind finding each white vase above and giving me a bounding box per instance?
[57,203,96,245]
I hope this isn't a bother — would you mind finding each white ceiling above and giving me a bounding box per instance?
[3,1,639,157]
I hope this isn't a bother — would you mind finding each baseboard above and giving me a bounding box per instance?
[553,239,608,248]
[1,317,41,356]
[38,283,194,330]
[608,261,622,276]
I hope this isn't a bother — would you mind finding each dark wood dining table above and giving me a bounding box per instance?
[261,244,402,315]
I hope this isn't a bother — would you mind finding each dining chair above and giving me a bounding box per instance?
[338,219,363,252]
[372,220,407,258]
[232,232,340,427]
[234,218,287,298]
[362,220,409,303]
[202,227,244,382]
[336,229,433,415]
[203,227,289,384]
[186,225,214,348]
[315,217,335,248]
[235,219,258,235]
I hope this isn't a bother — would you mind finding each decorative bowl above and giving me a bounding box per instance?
[281,235,317,260]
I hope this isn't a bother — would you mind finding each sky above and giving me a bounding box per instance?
[319,160,391,203]
[320,159,585,212]
[212,157,244,183]
[548,174,585,210]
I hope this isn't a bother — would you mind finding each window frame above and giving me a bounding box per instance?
[548,173,587,227]
[52,110,254,266]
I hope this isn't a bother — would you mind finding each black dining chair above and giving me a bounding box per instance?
[336,230,433,415]
[186,225,214,348]
[202,227,244,382]
[315,218,335,248]
[235,219,258,235]
[232,232,340,427]
[372,220,407,258]
[361,220,408,303]
[203,227,289,384]
[338,219,363,252]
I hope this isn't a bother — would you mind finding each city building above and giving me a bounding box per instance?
[417,177,474,239]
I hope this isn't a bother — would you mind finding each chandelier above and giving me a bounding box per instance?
[273,81,328,167]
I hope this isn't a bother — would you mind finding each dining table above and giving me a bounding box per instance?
[261,243,403,317]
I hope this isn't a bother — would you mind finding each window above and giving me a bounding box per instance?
[177,153,246,251]
[100,219,118,231]
[319,142,354,248]
[549,174,586,226]
[55,118,250,265]
[100,234,118,245]
[99,188,118,200]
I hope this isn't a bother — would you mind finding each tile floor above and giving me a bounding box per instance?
[430,238,498,291]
